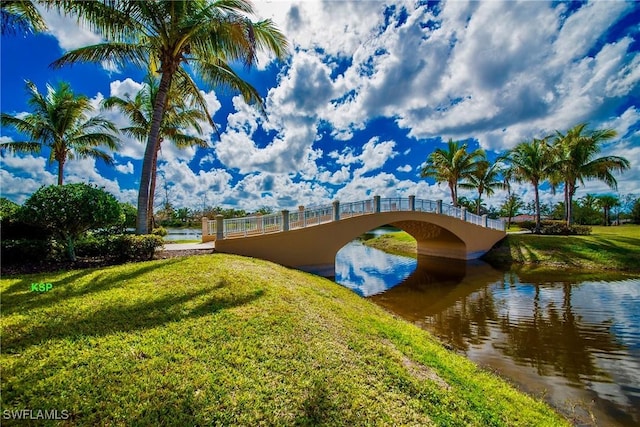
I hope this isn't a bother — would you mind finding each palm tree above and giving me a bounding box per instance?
[421,139,485,207]
[52,0,288,234]
[507,138,554,234]
[596,194,620,226]
[460,158,507,215]
[1,0,46,35]
[499,194,524,230]
[1,80,119,185]
[553,123,630,225]
[102,74,209,230]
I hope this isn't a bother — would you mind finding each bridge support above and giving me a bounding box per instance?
[333,200,340,221]
[374,195,381,213]
[409,195,415,211]
[436,200,442,214]
[281,210,289,231]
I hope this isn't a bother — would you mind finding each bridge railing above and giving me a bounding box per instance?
[204,196,505,240]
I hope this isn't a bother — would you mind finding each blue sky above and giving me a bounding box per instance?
[1,1,639,212]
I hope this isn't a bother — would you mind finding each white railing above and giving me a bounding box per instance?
[205,196,506,240]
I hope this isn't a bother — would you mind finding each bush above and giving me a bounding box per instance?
[519,220,591,235]
[152,226,168,237]
[21,183,122,261]
[76,234,164,261]
[0,239,64,265]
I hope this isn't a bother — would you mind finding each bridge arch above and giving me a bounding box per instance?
[214,210,505,276]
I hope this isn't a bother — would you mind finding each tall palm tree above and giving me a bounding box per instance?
[1,80,119,185]
[553,123,629,225]
[507,138,554,234]
[421,139,485,207]
[460,158,507,215]
[596,194,620,226]
[52,0,288,234]
[102,74,209,230]
[1,0,46,35]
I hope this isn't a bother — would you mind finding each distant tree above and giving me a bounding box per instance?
[499,194,524,229]
[507,138,555,233]
[596,194,620,226]
[456,196,477,212]
[253,207,274,216]
[552,123,629,225]
[421,139,485,207]
[631,198,640,224]
[460,158,506,215]
[175,207,191,223]
[1,0,47,35]
[22,183,122,260]
[1,80,119,185]
[0,197,20,221]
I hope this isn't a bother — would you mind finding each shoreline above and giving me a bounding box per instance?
[364,225,640,273]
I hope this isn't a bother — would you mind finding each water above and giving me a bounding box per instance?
[163,228,201,241]
[335,232,640,426]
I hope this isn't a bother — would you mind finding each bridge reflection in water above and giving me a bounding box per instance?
[335,238,640,427]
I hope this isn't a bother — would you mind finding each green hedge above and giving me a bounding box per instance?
[519,220,591,235]
[76,234,164,261]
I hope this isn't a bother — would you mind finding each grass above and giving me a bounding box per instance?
[483,225,640,272]
[365,225,640,272]
[1,255,567,426]
[363,231,417,257]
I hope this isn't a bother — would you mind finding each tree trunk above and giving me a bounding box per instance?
[563,183,569,224]
[476,190,482,215]
[566,182,575,226]
[136,70,174,235]
[147,144,160,232]
[57,159,64,185]
[66,235,76,261]
[449,182,457,207]
[534,181,541,234]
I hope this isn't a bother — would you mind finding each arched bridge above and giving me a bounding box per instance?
[202,196,506,275]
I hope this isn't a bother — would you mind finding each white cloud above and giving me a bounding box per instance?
[115,161,134,175]
[38,6,101,51]
[396,164,412,173]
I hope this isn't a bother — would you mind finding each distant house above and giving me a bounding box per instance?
[500,214,536,223]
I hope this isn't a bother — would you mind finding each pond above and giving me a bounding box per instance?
[334,230,640,426]
[163,227,202,241]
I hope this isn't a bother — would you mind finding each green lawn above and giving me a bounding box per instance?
[484,225,640,271]
[363,231,417,257]
[365,225,640,272]
[1,255,566,426]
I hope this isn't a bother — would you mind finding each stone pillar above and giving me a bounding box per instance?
[201,216,208,240]
[436,199,442,214]
[408,195,415,211]
[373,195,381,213]
[333,200,340,221]
[256,213,263,233]
[461,207,467,221]
[281,210,290,231]
[215,214,224,240]
[299,205,306,227]
[482,214,488,227]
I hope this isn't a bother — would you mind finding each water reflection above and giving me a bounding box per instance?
[335,238,640,426]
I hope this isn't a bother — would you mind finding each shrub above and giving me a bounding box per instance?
[516,220,591,235]
[152,226,168,237]
[0,238,64,265]
[108,235,164,261]
[21,184,122,261]
[518,220,536,232]
[75,234,164,261]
